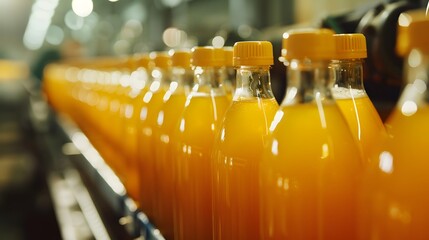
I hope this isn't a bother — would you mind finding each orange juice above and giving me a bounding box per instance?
[213,98,278,239]
[260,103,362,240]
[331,34,386,164]
[100,68,125,176]
[43,63,71,113]
[333,90,386,162]
[138,52,171,220]
[138,85,166,218]
[358,10,429,239]
[174,94,229,240]
[154,92,187,239]
[260,29,363,240]
[173,46,229,240]
[153,50,192,239]
[212,41,277,240]
[112,54,150,205]
[120,55,151,203]
[358,105,429,239]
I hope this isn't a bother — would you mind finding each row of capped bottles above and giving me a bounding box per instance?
[43,8,429,240]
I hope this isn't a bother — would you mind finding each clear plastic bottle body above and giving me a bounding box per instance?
[330,59,386,163]
[260,59,363,240]
[173,66,229,240]
[359,50,429,240]
[212,65,278,240]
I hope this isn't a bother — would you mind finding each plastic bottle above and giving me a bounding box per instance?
[138,52,171,220]
[173,46,230,240]
[212,41,278,240]
[358,10,429,239]
[122,53,151,203]
[331,33,386,164]
[223,46,235,101]
[153,49,193,239]
[260,29,363,240]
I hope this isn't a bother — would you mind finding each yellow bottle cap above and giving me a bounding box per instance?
[134,53,151,69]
[396,9,429,56]
[282,28,335,60]
[150,52,171,70]
[233,41,273,66]
[223,47,233,67]
[213,48,226,67]
[171,49,191,69]
[334,34,367,59]
[191,46,215,67]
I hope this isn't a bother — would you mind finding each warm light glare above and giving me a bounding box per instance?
[379,151,394,174]
[398,13,411,27]
[271,139,279,156]
[408,49,422,68]
[23,0,59,50]
[161,0,181,7]
[269,111,284,132]
[162,27,187,48]
[413,79,427,94]
[401,100,418,116]
[212,36,225,48]
[284,87,297,105]
[72,0,93,18]
[315,92,327,128]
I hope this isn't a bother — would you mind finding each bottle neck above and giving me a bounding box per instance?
[234,66,274,100]
[282,59,333,106]
[193,66,226,96]
[225,66,236,87]
[330,59,365,90]
[170,67,194,94]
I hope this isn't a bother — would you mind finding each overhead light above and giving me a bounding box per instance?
[212,36,225,48]
[72,0,93,18]
[23,0,59,50]
[162,28,187,48]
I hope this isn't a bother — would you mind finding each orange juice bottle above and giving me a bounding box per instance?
[122,53,151,203]
[331,33,386,163]
[112,60,133,149]
[358,10,429,239]
[260,29,363,240]
[138,52,171,220]
[153,49,193,240]
[223,46,235,101]
[173,46,230,240]
[43,63,70,114]
[212,41,278,240]
[94,62,128,178]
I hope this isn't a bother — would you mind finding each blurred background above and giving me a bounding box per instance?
[0,0,376,59]
[0,0,426,239]
[2,0,426,112]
